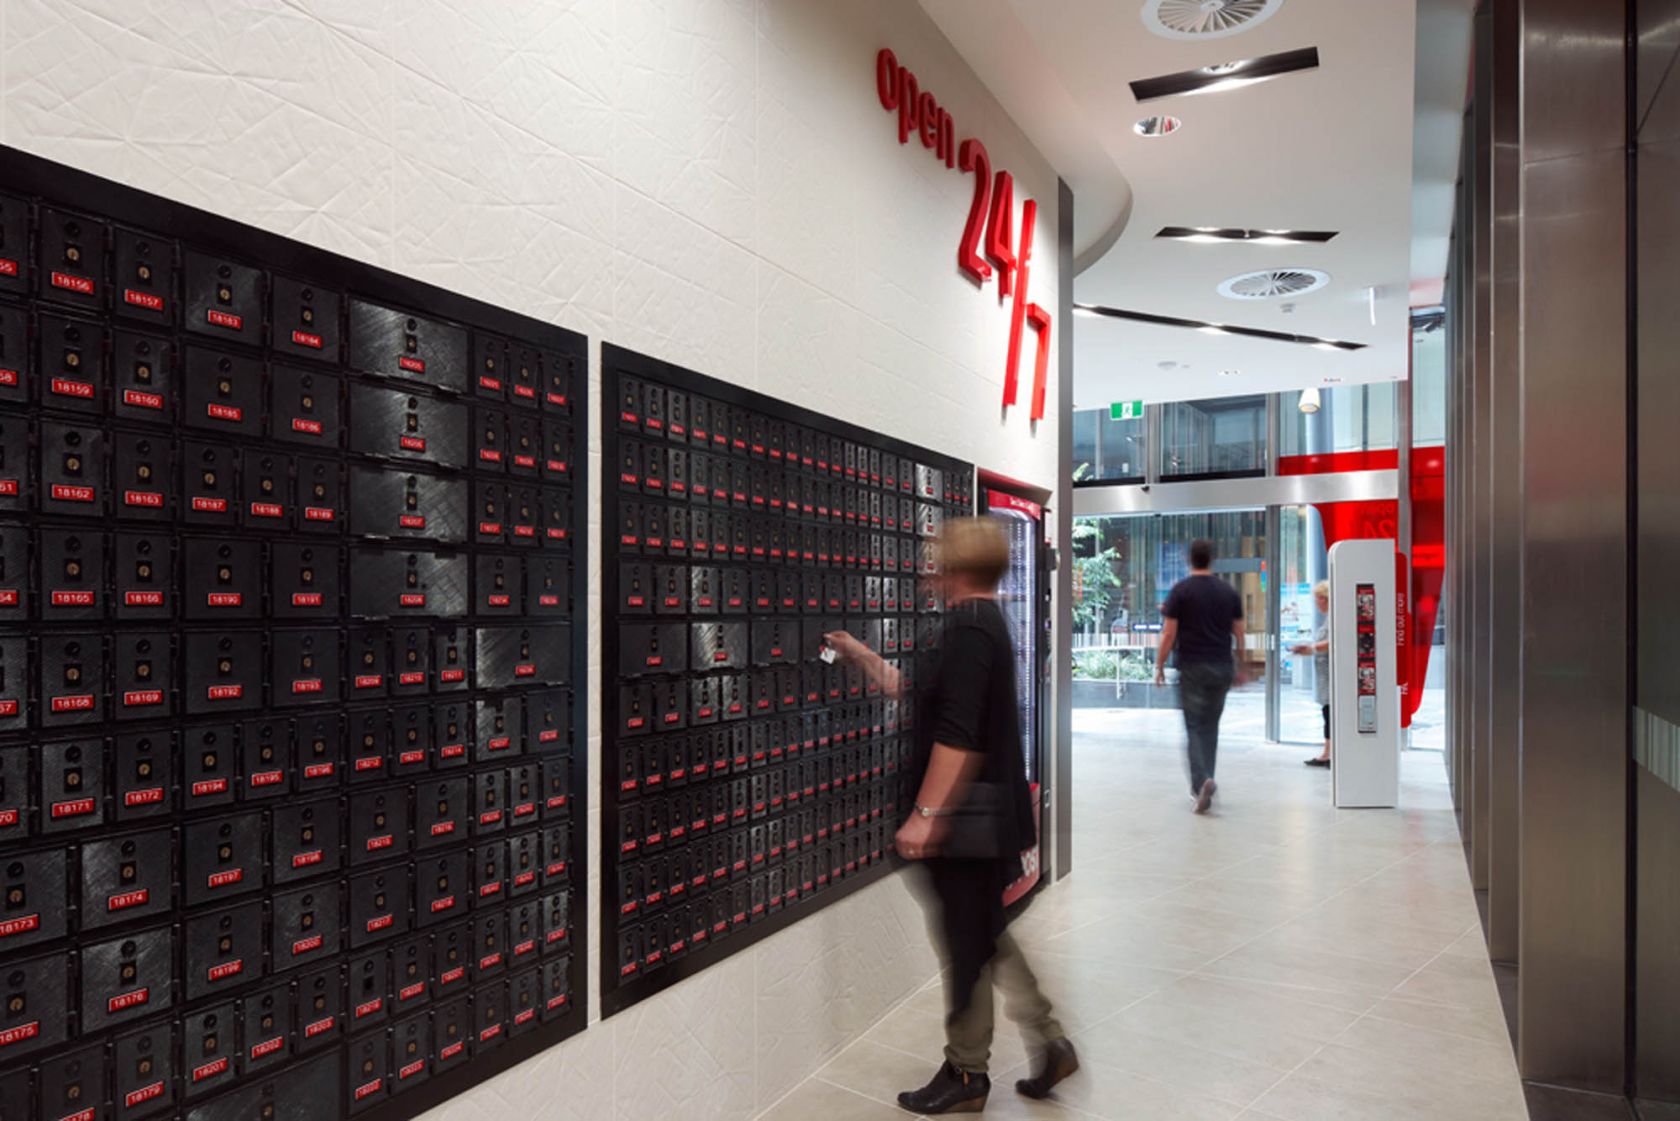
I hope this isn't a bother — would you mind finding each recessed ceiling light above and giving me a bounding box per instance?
[1075,302,1364,351]
[1196,325,1229,336]
[1157,360,1180,370]
[1074,302,1367,351]
[1131,47,1320,102]
[1157,226,1339,246]
[1220,369,1241,376]
[1134,115,1183,137]
[1072,306,1101,317]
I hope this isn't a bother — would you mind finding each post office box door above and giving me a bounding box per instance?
[295,455,342,532]
[474,842,508,908]
[349,868,410,948]
[507,828,541,893]
[522,553,568,619]
[36,734,103,831]
[349,787,410,867]
[41,420,103,517]
[180,440,237,527]
[266,363,342,453]
[107,531,170,621]
[388,623,433,692]
[35,204,104,308]
[346,628,389,697]
[392,1012,430,1090]
[689,564,721,614]
[38,310,106,413]
[349,466,468,543]
[433,994,471,1073]
[541,753,571,818]
[474,334,508,400]
[348,299,469,393]
[475,552,519,616]
[349,383,468,468]
[111,630,172,722]
[620,623,687,679]
[347,1030,391,1113]
[525,344,569,414]
[104,332,174,438]
[433,920,472,995]
[473,405,508,471]
[176,724,234,811]
[178,1000,240,1100]
[506,482,541,546]
[477,623,570,688]
[507,967,542,1035]
[433,700,471,768]
[472,768,508,836]
[272,798,342,886]
[617,682,652,738]
[181,246,262,338]
[474,695,523,763]
[184,814,262,906]
[473,478,507,547]
[434,624,470,691]
[342,950,390,1034]
[113,1020,176,1119]
[416,849,470,927]
[508,411,542,476]
[0,953,66,1067]
[620,561,654,615]
[182,345,262,437]
[267,541,338,621]
[540,485,572,546]
[0,190,27,297]
[473,982,509,1051]
[271,273,340,361]
[35,529,100,624]
[82,924,173,1031]
[291,971,344,1059]
[245,445,294,524]
[289,713,339,793]
[0,847,66,954]
[540,416,572,481]
[37,1042,106,1121]
[507,762,541,828]
[392,700,431,770]
[416,777,469,850]
[346,706,392,782]
[183,537,261,620]
[350,547,467,618]
[184,631,260,716]
[273,882,342,971]
[236,982,293,1074]
[184,900,264,1001]
[687,677,718,727]
[234,716,290,796]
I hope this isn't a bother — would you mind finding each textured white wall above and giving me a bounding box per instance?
[1,1,1062,1116]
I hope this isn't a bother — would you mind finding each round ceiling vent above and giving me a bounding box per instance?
[1142,0,1285,40]
[1218,268,1329,300]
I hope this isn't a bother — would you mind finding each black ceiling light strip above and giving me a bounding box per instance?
[1130,47,1321,102]
[1073,302,1366,351]
[1156,226,1339,244]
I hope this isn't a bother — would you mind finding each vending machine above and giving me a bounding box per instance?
[978,474,1052,904]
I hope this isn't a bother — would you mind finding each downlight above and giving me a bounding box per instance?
[1131,48,1320,101]
[1134,115,1183,137]
[1142,0,1285,41]
[1217,268,1330,300]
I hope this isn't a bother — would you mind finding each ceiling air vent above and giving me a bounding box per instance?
[1143,0,1284,40]
[1218,268,1329,300]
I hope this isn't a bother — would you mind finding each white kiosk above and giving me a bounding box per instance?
[1328,538,1401,808]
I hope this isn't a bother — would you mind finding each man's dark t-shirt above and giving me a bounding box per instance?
[1162,574,1243,665]
[912,597,1037,866]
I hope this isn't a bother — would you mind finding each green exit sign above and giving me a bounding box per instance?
[1110,400,1144,421]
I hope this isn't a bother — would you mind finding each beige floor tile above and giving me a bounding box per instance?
[1331,1012,1521,1086]
[1068,1018,1291,1108]
[759,1078,910,1121]
[815,1039,935,1105]
[1364,994,1513,1046]
[994,1053,1248,1121]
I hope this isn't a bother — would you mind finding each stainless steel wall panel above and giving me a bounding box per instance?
[1471,15,1494,891]
[1486,0,1523,967]
[1517,134,1628,1088]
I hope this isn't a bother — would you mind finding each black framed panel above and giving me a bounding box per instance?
[599,343,974,1015]
[0,147,588,1121]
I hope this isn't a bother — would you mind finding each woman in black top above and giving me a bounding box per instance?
[827,517,1078,1114]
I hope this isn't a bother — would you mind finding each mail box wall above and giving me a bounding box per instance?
[600,344,974,1015]
[0,149,587,1121]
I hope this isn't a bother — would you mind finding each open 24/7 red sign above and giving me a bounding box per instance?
[875,48,1052,422]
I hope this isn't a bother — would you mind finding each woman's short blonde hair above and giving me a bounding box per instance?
[936,516,1011,586]
[1313,579,1330,600]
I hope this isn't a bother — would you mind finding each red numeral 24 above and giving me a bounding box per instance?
[958,139,1052,421]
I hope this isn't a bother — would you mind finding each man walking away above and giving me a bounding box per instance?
[1155,539,1246,813]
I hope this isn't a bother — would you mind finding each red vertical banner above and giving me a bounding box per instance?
[1395,551,1411,727]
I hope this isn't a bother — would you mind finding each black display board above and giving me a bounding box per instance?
[600,344,973,1014]
[0,147,588,1121]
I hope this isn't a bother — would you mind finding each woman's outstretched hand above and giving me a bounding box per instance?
[823,630,869,663]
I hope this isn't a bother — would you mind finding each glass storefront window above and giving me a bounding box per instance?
[1279,382,1399,456]
[1159,395,1267,478]
[1071,510,1268,692]
[1071,407,1144,483]
[1411,308,1447,447]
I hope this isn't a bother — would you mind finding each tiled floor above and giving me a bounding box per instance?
[756,707,1526,1120]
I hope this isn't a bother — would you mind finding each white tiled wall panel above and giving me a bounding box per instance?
[1,1,1062,1116]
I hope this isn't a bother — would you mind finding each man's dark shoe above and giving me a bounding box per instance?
[1016,1037,1080,1100]
[1195,778,1217,813]
[897,1060,990,1114]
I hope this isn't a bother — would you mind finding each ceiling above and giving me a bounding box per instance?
[919,0,1474,407]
